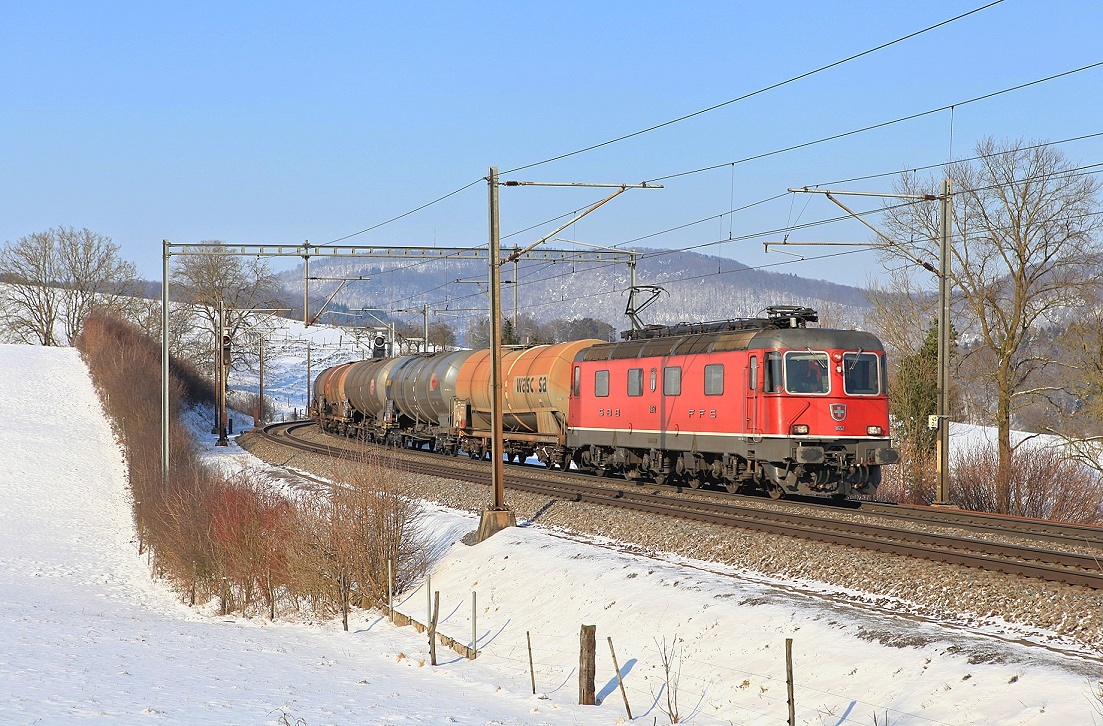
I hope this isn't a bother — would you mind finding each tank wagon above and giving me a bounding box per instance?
[311,306,898,499]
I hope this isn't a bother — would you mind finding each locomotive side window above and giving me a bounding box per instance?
[649,368,657,392]
[704,364,724,395]
[880,354,889,395]
[843,352,880,395]
[663,366,681,396]
[784,351,830,394]
[627,368,644,397]
[765,352,783,392]
[749,356,759,391]
[572,366,581,397]
[595,369,610,397]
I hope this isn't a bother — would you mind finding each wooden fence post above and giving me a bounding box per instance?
[579,624,596,705]
[470,591,477,660]
[387,558,394,621]
[527,631,536,695]
[429,591,440,666]
[608,636,632,719]
[786,637,795,726]
[426,573,431,625]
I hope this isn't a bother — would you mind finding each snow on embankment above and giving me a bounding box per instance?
[0,344,581,723]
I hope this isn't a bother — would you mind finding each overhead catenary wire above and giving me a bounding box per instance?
[321,61,1103,319]
[319,2,1005,245]
[427,162,1103,315]
[501,0,1007,176]
[644,61,1103,184]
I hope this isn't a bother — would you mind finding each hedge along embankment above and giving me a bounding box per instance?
[76,312,429,622]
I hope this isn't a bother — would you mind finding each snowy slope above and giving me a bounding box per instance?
[0,344,586,724]
[2,342,1102,724]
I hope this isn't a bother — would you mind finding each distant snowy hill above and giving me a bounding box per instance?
[277,248,873,338]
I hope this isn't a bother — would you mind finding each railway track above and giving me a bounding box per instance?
[249,421,1103,590]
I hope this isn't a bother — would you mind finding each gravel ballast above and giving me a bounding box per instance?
[239,429,1103,653]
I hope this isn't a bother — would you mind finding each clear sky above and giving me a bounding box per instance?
[2,1,1101,290]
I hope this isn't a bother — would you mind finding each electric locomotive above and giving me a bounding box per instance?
[567,306,898,499]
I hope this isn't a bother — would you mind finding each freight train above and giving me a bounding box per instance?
[310,306,898,499]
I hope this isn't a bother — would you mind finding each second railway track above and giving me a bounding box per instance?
[249,420,1103,591]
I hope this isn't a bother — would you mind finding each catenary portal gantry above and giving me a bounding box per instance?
[159,240,640,490]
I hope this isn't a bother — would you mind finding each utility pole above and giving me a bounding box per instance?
[512,248,519,332]
[476,167,662,543]
[161,240,170,488]
[257,334,265,425]
[935,178,953,506]
[305,340,312,416]
[477,165,515,542]
[216,299,229,446]
[773,182,953,506]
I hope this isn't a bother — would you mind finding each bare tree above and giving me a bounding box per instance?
[881,138,1102,513]
[170,246,285,373]
[56,226,140,341]
[1,227,140,345]
[427,320,456,351]
[0,231,61,345]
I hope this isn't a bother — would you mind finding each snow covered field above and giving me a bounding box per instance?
[2,341,1102,724]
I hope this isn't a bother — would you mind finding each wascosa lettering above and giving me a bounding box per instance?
[515,376,548,394]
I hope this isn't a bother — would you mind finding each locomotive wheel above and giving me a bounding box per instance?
[653,472,667,486]
[766,482,784,500]
[686,477,702,489]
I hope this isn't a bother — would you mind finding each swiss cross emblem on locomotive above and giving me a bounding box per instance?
[830,403,847,422]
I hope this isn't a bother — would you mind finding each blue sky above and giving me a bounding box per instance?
[2,1,1102,290]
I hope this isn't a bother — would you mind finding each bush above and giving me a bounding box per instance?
[952,444,1103,524]
[76,311,431,621]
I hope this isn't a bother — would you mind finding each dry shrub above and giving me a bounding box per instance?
[75,312,432,622]
[952,444,1103,524]
[290,453,431,630]
[232,389,276,423]
[874,437,937,505]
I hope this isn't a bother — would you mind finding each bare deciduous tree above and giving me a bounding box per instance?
[170,246,285,373]
[56,226,140,341]
[881,138,1102,513]
[1,226,138,345]
[1,231,60,345]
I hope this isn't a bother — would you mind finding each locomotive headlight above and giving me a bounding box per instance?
[866,425,883,436]
[791,424,810,435]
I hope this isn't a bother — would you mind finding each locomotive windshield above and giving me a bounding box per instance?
[785,351,830,394]
[843,351,880,395]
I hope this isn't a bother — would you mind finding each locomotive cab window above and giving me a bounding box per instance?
[764,352,783,392]
[663,366,681,396]
[748,356,759,391]
[595,369,610,397]
[704,364,724,395]
[843,352,880,395]
[627,368,644,397]
[784,351,830,395]
[572,366,581,397]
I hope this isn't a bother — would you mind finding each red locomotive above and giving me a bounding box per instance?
[312,306,898,500]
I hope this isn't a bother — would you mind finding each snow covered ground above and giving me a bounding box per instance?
[3,341,1103,724]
